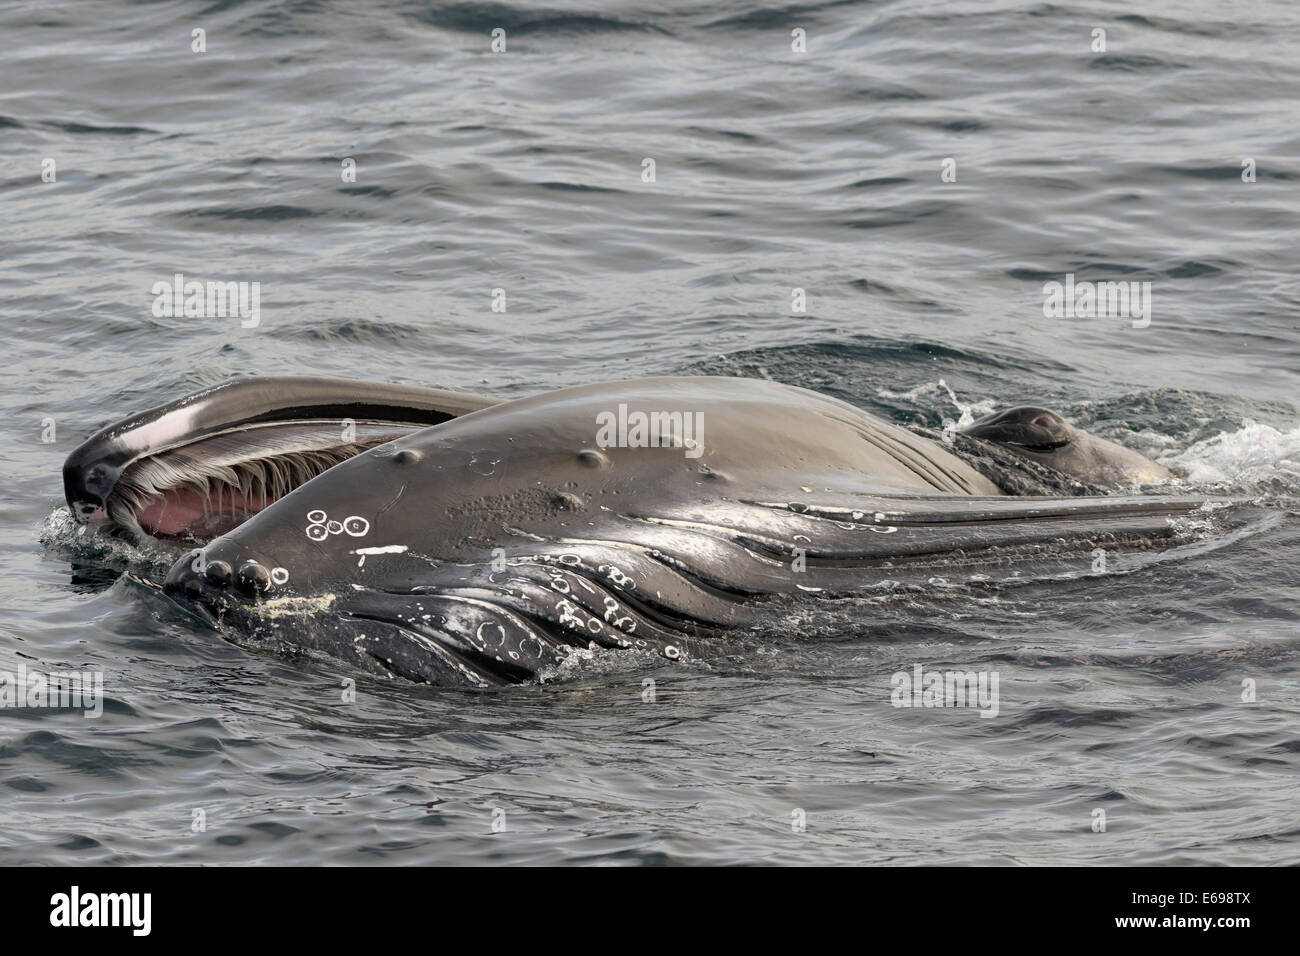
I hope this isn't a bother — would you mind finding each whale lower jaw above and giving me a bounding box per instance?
[163,493,1256,687]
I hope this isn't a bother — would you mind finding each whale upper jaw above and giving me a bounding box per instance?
[62,377,498,542]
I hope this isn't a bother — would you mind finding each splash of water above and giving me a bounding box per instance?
[1162,420,1300,491]
[877,378,998,442]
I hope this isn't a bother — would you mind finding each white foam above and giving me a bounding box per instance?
[876,379,998,440]
[1161,420,1300,486]
[38,506,182,575]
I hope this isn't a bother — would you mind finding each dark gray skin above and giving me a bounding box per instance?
[94,375,1226,687]
[961,406,1174,486]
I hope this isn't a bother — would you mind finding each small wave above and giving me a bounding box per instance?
[1088,54,1186,72]
[183,205,319,221]
[290,317,428,345]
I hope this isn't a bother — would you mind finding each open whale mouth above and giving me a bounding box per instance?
[62,377,497,543]
[102,422,414,540]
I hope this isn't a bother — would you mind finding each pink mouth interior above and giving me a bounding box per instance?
[137,488,277,540]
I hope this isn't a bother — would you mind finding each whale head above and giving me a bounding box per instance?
[61,377,496,542]
[962,406,1173,487]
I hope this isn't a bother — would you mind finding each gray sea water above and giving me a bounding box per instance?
[3,0,1299,865]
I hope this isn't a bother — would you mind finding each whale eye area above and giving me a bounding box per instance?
[961,406,1072,452]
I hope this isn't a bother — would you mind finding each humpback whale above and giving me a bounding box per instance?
[61,376,1239,686]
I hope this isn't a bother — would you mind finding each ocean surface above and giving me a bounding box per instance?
[3,0,1299,865]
